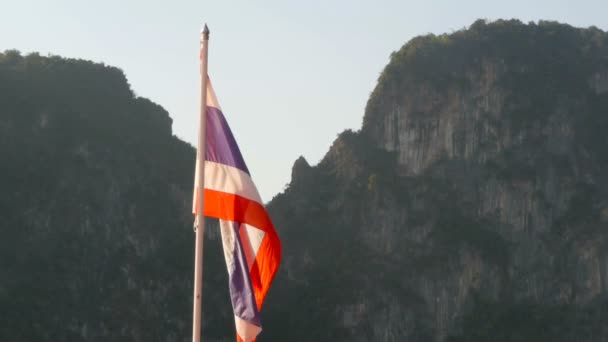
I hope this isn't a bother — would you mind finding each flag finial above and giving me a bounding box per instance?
[201,24,210,40]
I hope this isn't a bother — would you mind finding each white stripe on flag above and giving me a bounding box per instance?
[235,315,262,342]
[204,161,262,204]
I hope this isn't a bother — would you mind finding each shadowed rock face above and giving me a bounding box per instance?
[265,20,608,342]
[0,51,236,342]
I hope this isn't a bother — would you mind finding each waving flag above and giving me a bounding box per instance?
[192,78,281,342]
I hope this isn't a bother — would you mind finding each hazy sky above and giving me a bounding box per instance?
[2,0,606,201]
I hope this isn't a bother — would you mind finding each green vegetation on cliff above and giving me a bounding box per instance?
[365,19,608,132]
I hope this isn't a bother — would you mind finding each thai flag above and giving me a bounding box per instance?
[192,78,281,342]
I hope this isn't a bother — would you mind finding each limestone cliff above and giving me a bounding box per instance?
[266,20,608,341]
[0,51,235,341]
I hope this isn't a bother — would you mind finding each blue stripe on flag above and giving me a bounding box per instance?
[227,221,261,326]
[206,106,250,175]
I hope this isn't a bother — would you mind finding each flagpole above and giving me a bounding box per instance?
[193,23,209,342]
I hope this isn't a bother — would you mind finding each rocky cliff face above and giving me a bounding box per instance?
[267,20,608,341]
[0,51,238,341]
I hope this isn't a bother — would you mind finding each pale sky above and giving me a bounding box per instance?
[2,0,606,201]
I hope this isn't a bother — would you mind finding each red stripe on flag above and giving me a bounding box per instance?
[203,189,274,233]
[203,189,281,308]
[249,226,281,309]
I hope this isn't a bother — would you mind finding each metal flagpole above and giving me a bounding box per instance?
[193,23,209,342]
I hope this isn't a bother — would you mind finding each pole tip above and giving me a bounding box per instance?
[201,24,210,40]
